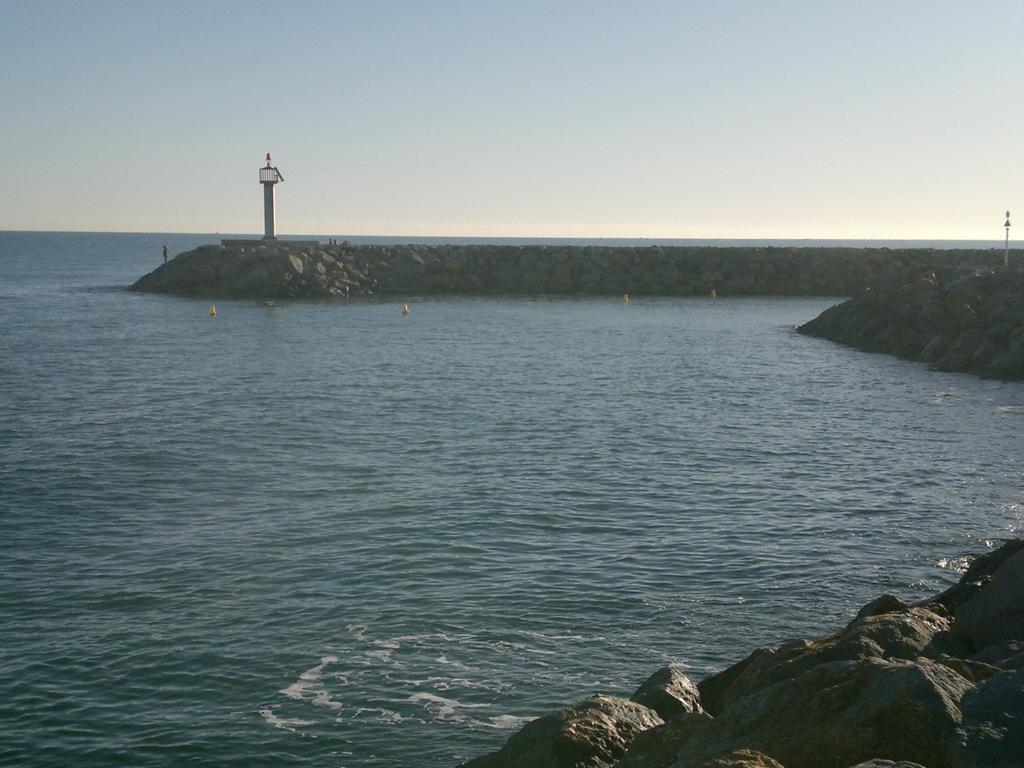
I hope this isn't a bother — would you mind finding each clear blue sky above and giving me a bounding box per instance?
[1,0,1020,238]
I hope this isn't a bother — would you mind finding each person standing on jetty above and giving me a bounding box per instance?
[162,245,169,264]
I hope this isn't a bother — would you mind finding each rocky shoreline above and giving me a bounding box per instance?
[458,540,1024,768]
[797,266,1024,380]
[129,242,1004,300]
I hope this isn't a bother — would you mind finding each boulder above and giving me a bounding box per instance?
[631,667,704,720]
[933,655,1003,684]
[850,594,909,623]
[969,640,1024,670]
[954,548,1024,650]
[617,712,712,768]
[697,749,786,768]
[673,659,973,768]
[457,694,662,768]
[845,762,928,768]
[697,641,809,717]
[928,539,1024,614]
[948,668,1024,768]
[698,605,963,715]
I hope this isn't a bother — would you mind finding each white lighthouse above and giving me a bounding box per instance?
[259,153,284,240]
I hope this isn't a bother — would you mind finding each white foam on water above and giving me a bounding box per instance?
[259,707,314,732]
[435,653,471,670]
[407,675,505,694]
[346,623,368,641]
[523,630,586,642]
[407,692,490,722]
[352,706,404,723]
[492,640,540,654]
[390,631,468,644]
[365,639,400,664]
[937,556,970,574]
[484,714,533,730]
[281,655,340,701]
[312,689,344,711]
[995,405,1024,413]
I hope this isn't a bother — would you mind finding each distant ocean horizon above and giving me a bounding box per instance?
[0,229,1016,251]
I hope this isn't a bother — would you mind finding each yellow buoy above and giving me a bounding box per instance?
[623,293,630,303]
[401,303,410,316]
[209,304,217,317]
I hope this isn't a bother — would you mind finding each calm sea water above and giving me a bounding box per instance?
[1,232,1022,767]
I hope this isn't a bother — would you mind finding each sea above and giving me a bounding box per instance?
[1,231,1021,767]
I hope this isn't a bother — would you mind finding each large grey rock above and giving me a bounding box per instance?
[948,668,1024,768]
[929,540,1024,614]
[617,712,712,768]
[697,750,786,768]
[458,694,662,768]
[954,548,1024,650]
[932,654,1003,684]
[969,639,1024,670]
[851,594,909,623]
[631,667,704,720]
[698,605,963,715]
[846,762,928,768]
[697,640,810,718]
[674,659,973,768]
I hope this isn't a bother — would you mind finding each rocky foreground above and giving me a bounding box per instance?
[459,540,1024,768]
[130,242,1003,300]
[797,267,1024,380]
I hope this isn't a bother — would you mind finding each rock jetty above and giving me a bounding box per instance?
[130,242,1002,300]
[458,540,1024,768]
[797,267,1024,379]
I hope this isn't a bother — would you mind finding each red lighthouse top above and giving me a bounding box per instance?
[259,152,283,184]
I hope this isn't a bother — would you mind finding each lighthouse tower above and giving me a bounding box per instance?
[259,153,284,240]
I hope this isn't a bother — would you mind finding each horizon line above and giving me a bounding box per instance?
[0,228,1015,245]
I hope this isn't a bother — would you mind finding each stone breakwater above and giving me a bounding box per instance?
[798,266,1024,380]
[129,242,1003,300]
[458,540,1024,768]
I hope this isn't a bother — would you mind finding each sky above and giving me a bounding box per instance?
[1,0,1021,239]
